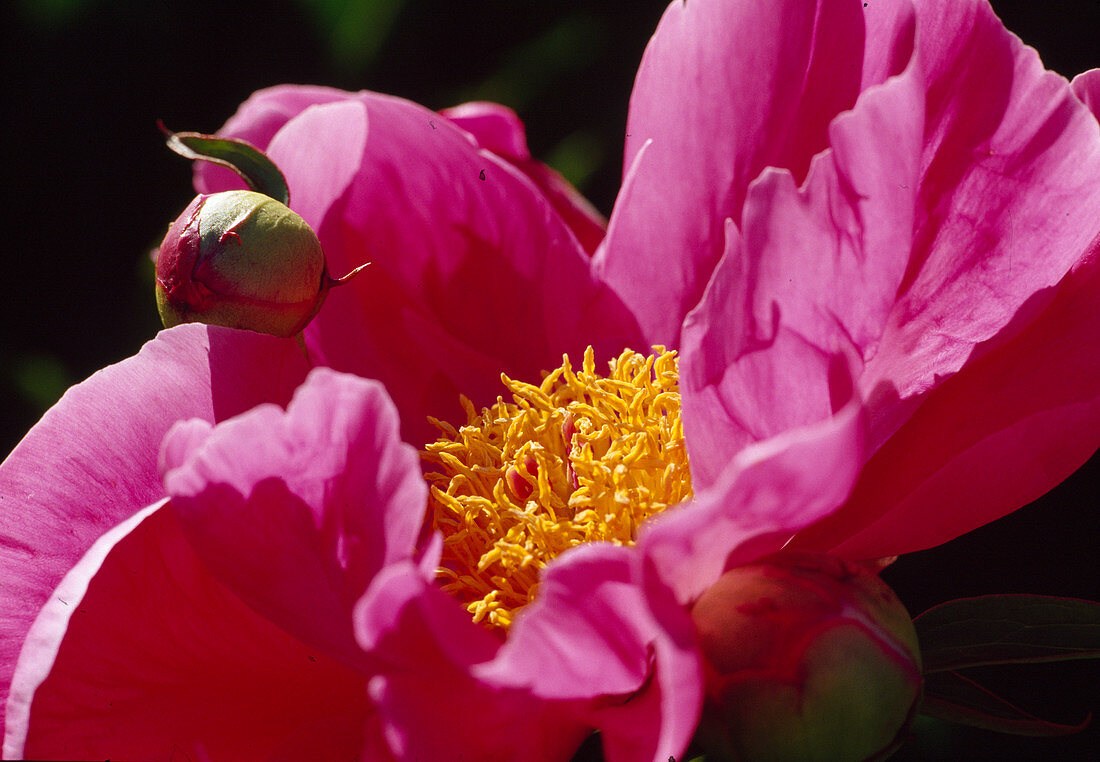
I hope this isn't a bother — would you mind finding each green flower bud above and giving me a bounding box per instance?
[155,190,336,337]
[691,552,922,762]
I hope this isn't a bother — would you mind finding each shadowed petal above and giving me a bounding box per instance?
[643,378,867,607]
[355,560,588,762]
[162,368,426,668]
[298,92,641,444]
[861,0,1100,445]
[197,88,641,446]
[6,504,369,761]
[441,101,608,255]
[0,325,307,727]
[795,253,1100,558]
[475,543,703,762]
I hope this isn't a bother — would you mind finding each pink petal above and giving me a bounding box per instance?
[199,86,642,445]
[7,504,369,761]
[161,368,426,668]
[475,543,703,762]
[0,325,307,728]
[193,84,349,195]
[1071,68,1100,121]
[793,252,1100,558]
[642,381,868,606]
[355,561,588,762]
[442,101,608,255]
[295,92,640,445]
[679,14,922,488]
[861,0,1100,444]
[594,0,866,345]
[267,100,369,234]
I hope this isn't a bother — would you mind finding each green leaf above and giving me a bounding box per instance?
[920,670,1090,737]
[914,594,1100,672]
[162,126,290,205]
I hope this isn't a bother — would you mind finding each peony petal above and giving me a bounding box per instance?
[7,504,368,761]
[355,560,587,762]
[161,368,426,669]
[475,543,703,762]
[0,325,307,727]
[297,91,640,445]
[677,6,921,488]
[861,0,1100,444]
[267,100,369,235]
[198,86,641,445]
[1071,68,1100,121]
[594,0,866,345]
[642,379,868,607]
[193,84,349,195]
[441,101,608,255]
[793,252,1100,558]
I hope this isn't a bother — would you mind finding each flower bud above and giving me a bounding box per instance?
[690,552,922,762]
[155,190,330,337]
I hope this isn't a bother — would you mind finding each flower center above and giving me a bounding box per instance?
[423,346,691,630]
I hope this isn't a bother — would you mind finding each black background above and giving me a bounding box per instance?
[1,1,1096,759]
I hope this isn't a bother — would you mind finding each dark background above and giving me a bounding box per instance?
[1,1,1096,758]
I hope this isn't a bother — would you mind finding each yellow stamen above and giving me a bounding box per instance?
[423,346,691,630]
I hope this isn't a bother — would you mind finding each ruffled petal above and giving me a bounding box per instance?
[441,101,608,255]
[7,504,369,761]
[594,0,866,345]
[161,368,426,668]
[1071,68,1100,121]
[642,380,867,606]
[296,91,640,444]
[783,1,1100,556]
[475,544,703,762]
[0,325,307,726]
[355,560,587,762]
[861,0,1100,443]
[794,252,1100,558]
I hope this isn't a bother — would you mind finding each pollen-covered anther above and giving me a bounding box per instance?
[423,346,691,630]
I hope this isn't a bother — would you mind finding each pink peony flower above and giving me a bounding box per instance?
[2,0,1098,759]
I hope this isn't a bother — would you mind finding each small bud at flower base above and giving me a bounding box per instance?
[690,552,922,762]
[155,190,331,337]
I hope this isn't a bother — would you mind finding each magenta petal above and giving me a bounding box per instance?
[642,386,868,607]
[193,84,349,195]
[0,325,306,726]
[267,100,369,235]
[355,561,587,761]
[161,368,426,667]
[475,543,703,762]
[1071,68,1100,121]
[862,0,1100,433]
[440,101,531,159]
[442,101,608,255]
[595,0,865,344]
[795,254,1100,559]
[7,504,368,761]
[297,92,640,444]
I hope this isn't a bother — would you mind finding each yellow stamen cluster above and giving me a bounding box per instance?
[423,346,691,630]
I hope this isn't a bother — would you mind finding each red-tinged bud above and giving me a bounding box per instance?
[691,552,922,762]
[155,190,361,337]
